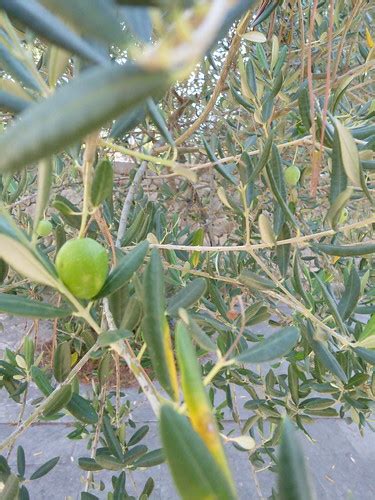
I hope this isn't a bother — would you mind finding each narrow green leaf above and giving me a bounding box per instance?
[0,235,57,287]
[108,280,129,328]
[48,45,70,87]
[258,213,276,246]
[329,126,347,204]
[312,242,375,257]
[288,364,299,405]
[98,351,113,386]
[331,74,356,112]
[81,491,99,500]
[2,474,20,500]
[175,321,234,485]
[266,146,297,230]
[337,267,360,320]
[91,159,114,208]
[0,77,32,101]
[354,347,375,366]
[208,281,229,319]
[0,0,105,64]
[247,133,273,184]
[122,445,148,466]
[202,137,236,184]
[142,249,177,398]
[236,326,299,364]
[98,329,132,348]
[0,258,9,283]
[19,485,30,500]
[315,274,347,335]
[230,83,254,112]
[147,98,175,146]
[43,384,73,417]
[324,187,353,229]
[0,64,168,174]
[121,5,152,42]
[300,398,335,410]
[96,241,149,298]
[31,366,53,397]
[182,313,216,352]
[120,204,150,246]
[271,72,283,97]
[33,158,53,234]
[128,425,149,447]
[298,83,311,131]
[239,269,276,291]
[167,278,207,316]
[351,124,375,140]
[110,104,147,138]
[0,212,58,286]
[358,315,375,343]
[0,294,71,319]
[52,195,82,230]
[0,39,40,91]
[66,394,98,424]
[305,321,347,382]
[103,415,124,461]
[16,446,25,477]
[268,145,286,235]
[53,341,71,382]
[242,303,270,326]
[0,90,29,114]
[23,336,34,369]
[140,477,154,499]
[39,0,126,46]
[334,119,361,187]
[276,223,291,277]
[78,458,103,471]
[159,405,236,500]
[252,0,279,28]
[303,408,338,417]
[0,455,11,482]
[278,418,316,500]
[246,58,257,96]
[133,448,165,468]
[30,457,60,480]
[120,296,142,331]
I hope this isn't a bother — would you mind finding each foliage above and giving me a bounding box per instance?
[0,0,374,498]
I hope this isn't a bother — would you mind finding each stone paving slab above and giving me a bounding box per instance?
[1,403,375,499]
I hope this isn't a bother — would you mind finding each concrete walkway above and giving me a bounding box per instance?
[1,315,375,499]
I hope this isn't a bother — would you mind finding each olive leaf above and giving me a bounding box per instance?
[0,64,169,174]
[278,418,316,500]
[236,326,299,364]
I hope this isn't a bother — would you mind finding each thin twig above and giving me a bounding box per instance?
[147,136,312,179]
[155,9,254,151]
[116,161,148,247]
[85,384,107,492]
[128,217,375,253]
[79,132,99,238]
[307,0,319,195]
[103,299,160,415]
[332,0,364,80]
[316,0,334,193]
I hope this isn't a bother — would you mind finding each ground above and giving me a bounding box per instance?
[1,315,375,499]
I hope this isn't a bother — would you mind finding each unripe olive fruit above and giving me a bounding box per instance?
[56,238,109,299]
[284,165,301,186]
[36,220,53,237]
